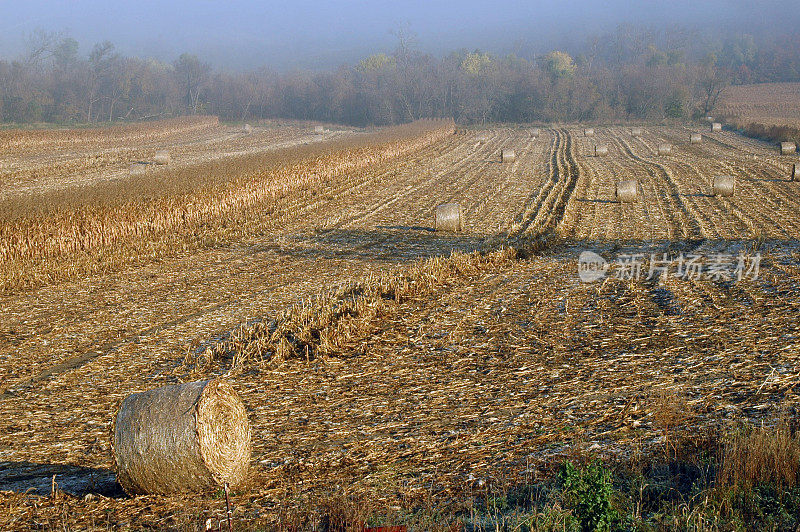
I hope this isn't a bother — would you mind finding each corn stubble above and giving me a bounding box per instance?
[0,119,454,293]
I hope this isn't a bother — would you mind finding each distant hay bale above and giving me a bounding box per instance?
[780,142,797,155]
[690,133,702,144]
[594,145,609,157]
[475,134,490,142]
[314,125,325,134]
[129,162,150,175]
[434,203,464,232]
[530,128,540,137]
[657,144,672,155]
[792,163,798,182]
[631,127,643,136]
[153,150,170,165]
[616,180,638,203]
[706,116,714,122]
[713,175,735,197]
[584,128,595,137]
[242,123,253,134]
[711,122,722,132]
[113,379,251,495]
[501,149,516,162]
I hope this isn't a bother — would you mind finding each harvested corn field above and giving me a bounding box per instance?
[1,120,800,529]
[0,118,352,200]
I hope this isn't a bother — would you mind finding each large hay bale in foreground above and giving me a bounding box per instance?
[434,203,464,232]
[584,128,595,137]
[713,175,735,197]
[501,149,515,162]
[780,142,797,155]
[153,150,170,165]
[113,379,251,495]
[657,144,672,155]
[690,133,702,144]
[631,127,643,136]
[616,180,638,203]
[594,145,609,157]
[314,125,325,134]
[711,122,722,132]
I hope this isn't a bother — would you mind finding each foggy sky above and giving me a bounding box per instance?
[1,1,797,70]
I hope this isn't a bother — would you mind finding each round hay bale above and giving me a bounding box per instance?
[711,122,722,132]
[530,128,541,137]
[434,203,464,232]
[690,133,702,144]
[153,150,170,165]
[129,162,150,175]
[616,180,638,203]
[712,175,735,197]
[631,127,643,136]
[314,125,325,134]
[706,116,714,122]
[594,145,609,157]
[242,123,253,134]
[780,142,797,155]
[113,379,251,495]
[792,163,798,182]
[584,128,595,137]
[475,134,490,142]
[501,149,516,162]
[657,144,672,155]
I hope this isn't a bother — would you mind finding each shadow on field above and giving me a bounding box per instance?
[0,461,124,498]
[375,224,435,232]
[681,192,713,198]
[278,227,492,262]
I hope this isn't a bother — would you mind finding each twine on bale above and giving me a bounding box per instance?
[616,180,638,203]
[434,203,464,232]
[501,149,515,162]
[690,133,702,144]
[780,142,797,156]
[112,379,251,495]
[713,175,735,197]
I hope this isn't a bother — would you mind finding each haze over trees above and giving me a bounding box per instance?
[1,25,799,126]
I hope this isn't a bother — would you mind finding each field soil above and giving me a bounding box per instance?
[0,122,799,529]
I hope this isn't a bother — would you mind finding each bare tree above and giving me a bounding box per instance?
[696,55,729,115]
[174,54,210,113]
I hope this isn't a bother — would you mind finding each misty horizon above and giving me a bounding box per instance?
[2,0,799,71]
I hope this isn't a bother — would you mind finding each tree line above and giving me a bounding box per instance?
[1,25,799,126]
